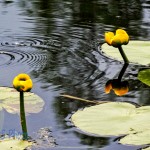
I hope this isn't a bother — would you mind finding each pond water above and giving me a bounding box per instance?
[0,0,150,149]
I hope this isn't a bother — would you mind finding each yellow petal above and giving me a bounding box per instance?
[122,34,129,45]
[116,29,127,35]
[111,35,122,47]
[105,32,114,45]
[116,29,129,45]
[17,74,30,81]
[22,79,33,92]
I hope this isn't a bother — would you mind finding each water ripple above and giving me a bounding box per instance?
[0,36,52,71]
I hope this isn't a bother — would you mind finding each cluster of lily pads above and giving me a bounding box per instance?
[70,29,150,149]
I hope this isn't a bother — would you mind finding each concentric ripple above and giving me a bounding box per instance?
[0,36,58,71]
[0,36,61,48]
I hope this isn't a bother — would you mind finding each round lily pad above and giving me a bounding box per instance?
[120,129,150,145]
[71,102,150,145]
[138,69,150,86]
[0,106,4,132]
[0,136,32,150]
[0,87,44,115]
[101,41,150,66]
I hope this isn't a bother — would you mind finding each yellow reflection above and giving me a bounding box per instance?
[105,63,129,96]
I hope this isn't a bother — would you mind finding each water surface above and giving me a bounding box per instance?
[0,0,150,149]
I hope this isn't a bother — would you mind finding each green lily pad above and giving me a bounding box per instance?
[101,41,150,66]
[0,87,44,115]
[120,129,150,145]
[138,69,150,86]
[142,147,150,150]
[71,102,150,145]
[0,136,33,150]
[0,106,4,132]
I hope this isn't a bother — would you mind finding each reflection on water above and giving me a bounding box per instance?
[0,0,150,149]
[105,63,129,96]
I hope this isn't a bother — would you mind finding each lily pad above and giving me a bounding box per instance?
[142,147,150,150]
[120,129,150,145]
[0,136,32,150]
[138,69,150,86]
[0,87,44,115]
[0,106,4,132]
[71,102,150,145]
[101,41,150,66]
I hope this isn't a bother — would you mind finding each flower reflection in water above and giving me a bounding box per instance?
[105,63,129,96]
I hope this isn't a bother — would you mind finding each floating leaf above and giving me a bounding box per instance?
[138,69,150,86]
[0,87,44,115]
[72,102,136,136]
[120,129,150,145]
[71,102,150,145]
[0,136,32,150]
[0,106,4,131]
[142,147,150,150]
[101,41,150,65]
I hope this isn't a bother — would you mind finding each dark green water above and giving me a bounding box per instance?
[0,0,150,149]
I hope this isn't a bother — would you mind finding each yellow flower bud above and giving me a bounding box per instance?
[104,29,129,47]
[13,73,33,92]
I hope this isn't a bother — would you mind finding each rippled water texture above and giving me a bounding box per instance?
[0,0,150,150]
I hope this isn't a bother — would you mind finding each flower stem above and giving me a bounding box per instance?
[20,91,28,140]
[118,46,129,64]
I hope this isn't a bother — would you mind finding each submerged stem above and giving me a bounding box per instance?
[118,46,129,64]
[118,63,129,81]
[20,91,28,140]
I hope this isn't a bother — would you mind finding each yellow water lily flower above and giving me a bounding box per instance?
[105,79,129,96]
[13,73,33,92]
[105,29,129,47]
